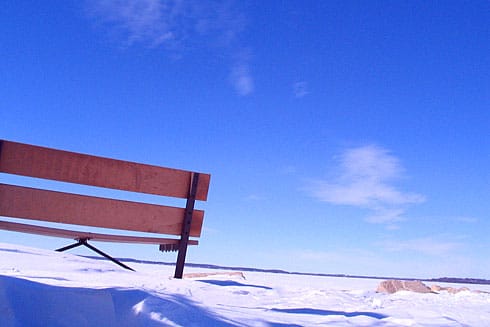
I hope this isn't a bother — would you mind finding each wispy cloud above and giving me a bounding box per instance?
[308,145,425,224]
[454,216,478,223]
[231,62,254,96]
[365,207,407,224]
[380,237,463,256]
[290,238,468,278]
[86,0,182,47]
[288,248,390,276]
[202,226,220,235]
[293,248,376,262]
[86,0,253,95]
[293,81,309,98]
[280,165,297,175]
[244,194,265,201]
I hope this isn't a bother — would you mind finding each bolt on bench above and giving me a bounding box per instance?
[0,140,210,278]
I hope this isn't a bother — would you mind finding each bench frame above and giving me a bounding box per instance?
[0,140,210,278]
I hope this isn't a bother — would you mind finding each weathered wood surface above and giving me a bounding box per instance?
[0,140,210,201]
[0,220,198,245]
[0,184,203,237]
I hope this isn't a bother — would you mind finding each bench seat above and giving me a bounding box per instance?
[0,220,198,246]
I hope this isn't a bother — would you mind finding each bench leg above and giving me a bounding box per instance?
[174,173,200,279]
[56,241,85,252]
[56,238,135,272]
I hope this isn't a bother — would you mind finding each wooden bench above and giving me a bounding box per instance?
[0,140,210,278]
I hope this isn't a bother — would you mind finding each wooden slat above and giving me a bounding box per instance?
[0,184,203,237]
[0,220,198,245]
[0,140,210,201]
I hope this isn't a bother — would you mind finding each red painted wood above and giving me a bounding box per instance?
[0,184,204,237]
[0,220,199,245]
[0,140,210,201]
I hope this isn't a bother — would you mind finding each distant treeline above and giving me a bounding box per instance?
[84,256,490,285]
[427,277,490,285]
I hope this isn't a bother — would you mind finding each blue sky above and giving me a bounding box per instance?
[1,1,489,279]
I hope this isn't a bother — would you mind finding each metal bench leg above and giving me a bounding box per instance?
[56,240,85,252]
[174,172,200,279]
[56,238,135,271]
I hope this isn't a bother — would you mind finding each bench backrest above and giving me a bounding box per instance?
[0,140,210,238]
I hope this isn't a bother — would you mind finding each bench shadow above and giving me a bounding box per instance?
[0,247,38,255]
[197,279,273,290]
[270,307,388,320]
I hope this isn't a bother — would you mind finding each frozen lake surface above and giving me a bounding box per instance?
[1,242,490,326]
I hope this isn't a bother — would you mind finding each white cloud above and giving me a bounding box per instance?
[201,226,220,235]
[87,0,180,47]
[293,248,376,262]
[381,237,463,256]
[86,0,253,95]
[230,63,254,96]
[288,248,389,276]
[244,194,265,201]
[293,81,308,98]
[308,145,425,224]
[454,216,478,223]
[280,165,297,175]
[365,207,406,224]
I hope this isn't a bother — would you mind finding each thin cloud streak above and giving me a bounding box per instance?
[86,0,254,95]
[231,63,254,96]
[308,145,425,224]
[381,237,463,256]
[293,81,308,98]
[293,248,377,262]
[87,0,180,47]
[454,216,478,223]
[365,207,406,224]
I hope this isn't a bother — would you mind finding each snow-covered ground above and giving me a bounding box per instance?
[1,242,490,326]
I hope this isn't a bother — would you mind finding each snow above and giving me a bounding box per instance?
[1,242,490,326]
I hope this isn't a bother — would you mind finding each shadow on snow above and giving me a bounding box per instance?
[0,275,388,326]
[270,307,388,320]
[0,275,241,326]
[197,279,273,290]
